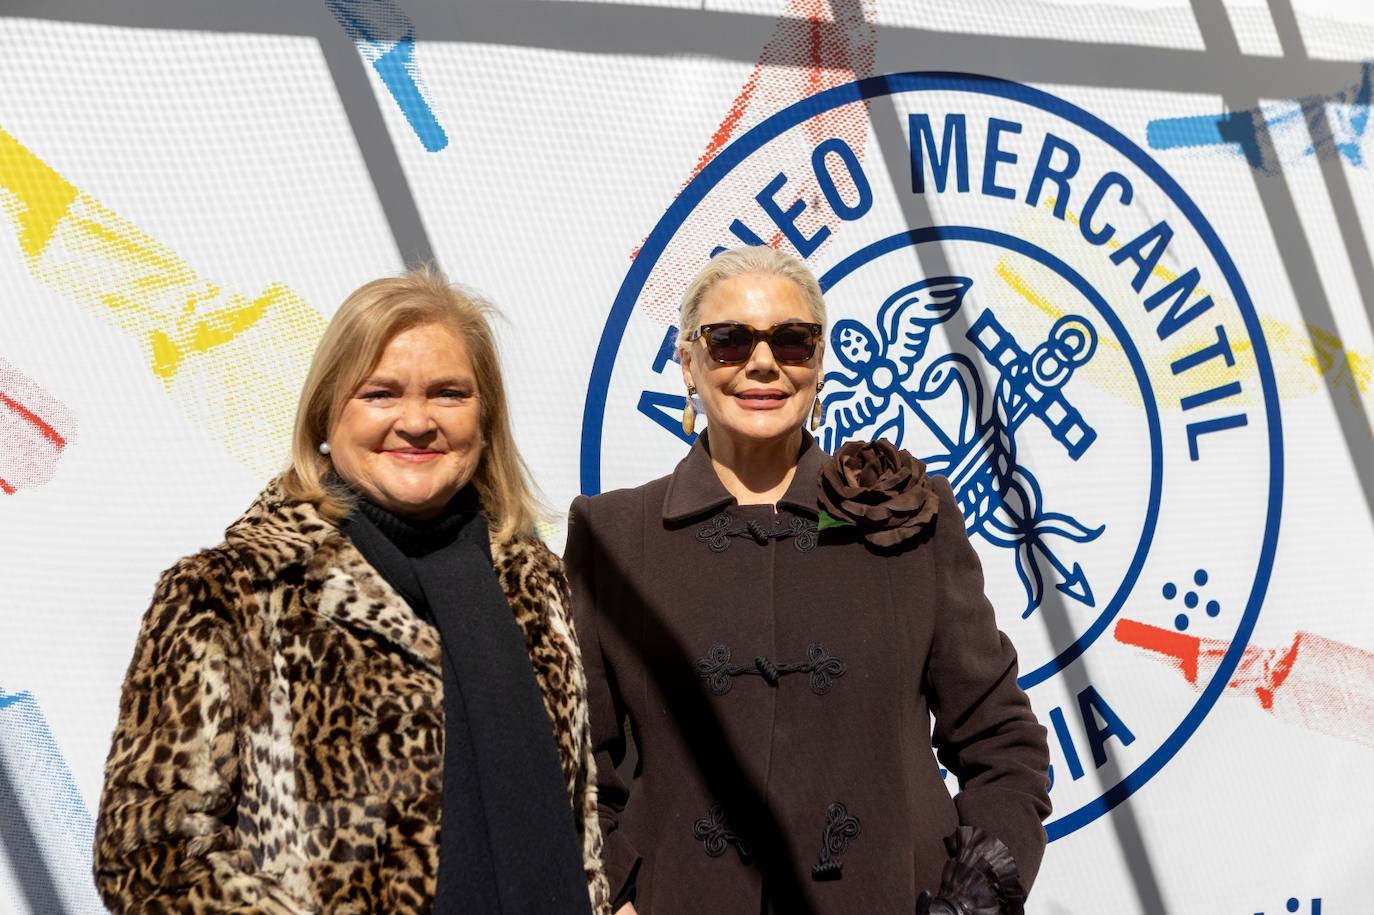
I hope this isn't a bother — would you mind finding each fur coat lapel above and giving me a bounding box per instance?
[222,480,602,807]
[226,479,445,674]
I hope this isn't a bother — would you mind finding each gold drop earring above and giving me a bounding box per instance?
[682,385,697,436]
[810,380,825,431]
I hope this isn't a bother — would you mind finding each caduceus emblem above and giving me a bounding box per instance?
[821,277,1105,618]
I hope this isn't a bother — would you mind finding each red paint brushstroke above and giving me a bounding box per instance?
[685,69,761,189]
[1256,634,1301,710]
[632,0,877,321]
[806,16,825,99]
[0,390,67,448]
[1115,618,1374,747]
[0,357,77,494]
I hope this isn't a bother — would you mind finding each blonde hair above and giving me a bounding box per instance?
[677,245,827,349]
[281,267,542,543]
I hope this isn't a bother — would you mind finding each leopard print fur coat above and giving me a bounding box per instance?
[94,479,611,914]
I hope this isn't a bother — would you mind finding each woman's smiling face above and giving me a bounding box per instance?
[328,322,484,520]
[681,272,822,449]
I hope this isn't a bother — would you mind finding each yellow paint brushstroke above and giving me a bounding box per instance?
[0,129,77,257]
[1027,197,1372,413]
[996,258,1117,349]
[1051,195,1209,293]
[1262,314,1372,404]
[0,126,327,475]
[994,258,1145,407]
[535,518,565,546]
[996,254,1372,427]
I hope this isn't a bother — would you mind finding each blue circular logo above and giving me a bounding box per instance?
[582,73,1283,839]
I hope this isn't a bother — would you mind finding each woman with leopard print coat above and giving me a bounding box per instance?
[94,271,611,914]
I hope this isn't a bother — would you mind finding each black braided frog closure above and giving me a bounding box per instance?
[696,511,817,553]
[692,805,752,862]
[811,802,861,880]
[694,642,846,696]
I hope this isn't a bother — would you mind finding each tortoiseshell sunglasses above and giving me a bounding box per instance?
[685,321,822,365]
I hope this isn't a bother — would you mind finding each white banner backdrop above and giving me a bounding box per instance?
[1,2,1371,913]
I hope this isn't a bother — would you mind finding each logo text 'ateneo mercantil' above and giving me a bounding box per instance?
[586,74,1281,839]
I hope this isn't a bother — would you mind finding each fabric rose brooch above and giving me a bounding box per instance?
[817,439,938,548]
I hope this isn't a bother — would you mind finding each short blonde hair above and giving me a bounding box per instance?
[677,245,827,349]
[281,268,542,543]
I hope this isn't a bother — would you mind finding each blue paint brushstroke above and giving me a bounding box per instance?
[372,40,448,152]
[0,691,29,710]
[0,688,106,914]
[1146,113,1227,151]
[1147,61,1371,172]
[327,0,449,152]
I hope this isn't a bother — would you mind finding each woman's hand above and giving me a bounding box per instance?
[916,826,1026,915]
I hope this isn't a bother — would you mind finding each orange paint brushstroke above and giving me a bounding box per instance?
[1116,618,1374,746]
[1115,618,1200,684]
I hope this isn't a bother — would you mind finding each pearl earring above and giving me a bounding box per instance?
[318,442,331,456]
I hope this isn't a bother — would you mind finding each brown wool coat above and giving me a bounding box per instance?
[565,434,1051,914]
[94,480,612,914]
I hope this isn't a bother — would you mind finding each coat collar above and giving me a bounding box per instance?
[661,429,827,523]
[222,478,562,677]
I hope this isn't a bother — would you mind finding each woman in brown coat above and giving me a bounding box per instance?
[566,246,1051,915]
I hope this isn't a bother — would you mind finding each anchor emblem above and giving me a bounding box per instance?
[821,276,1105,618]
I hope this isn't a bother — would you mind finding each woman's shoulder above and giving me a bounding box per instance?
[151,544,240,595]
[496,531,563,578]
[142,478,325,613]
[221,475,342,573]
[570,471,672,523]
[491,534,578,625]
[133,545,247,662]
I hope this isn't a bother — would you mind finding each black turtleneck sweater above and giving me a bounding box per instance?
[339,488,591,915]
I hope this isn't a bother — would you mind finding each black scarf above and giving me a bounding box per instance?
[339,487,590,915]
